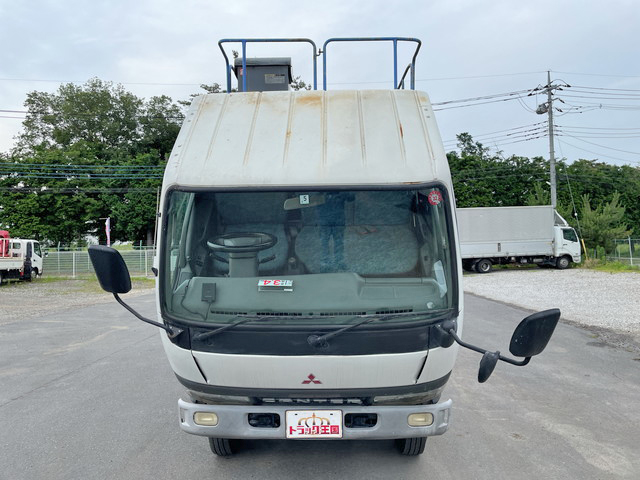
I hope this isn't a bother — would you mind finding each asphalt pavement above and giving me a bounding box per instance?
[0,293,638,479]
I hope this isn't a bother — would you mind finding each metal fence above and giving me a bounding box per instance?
[43,247,156,277]
[610,237,640,266]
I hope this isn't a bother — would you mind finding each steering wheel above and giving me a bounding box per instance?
[207,232,277,253]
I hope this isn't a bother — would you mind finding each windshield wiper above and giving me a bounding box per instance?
[192,313,328,341]
[307,310,450,348]
[192,315,270,342]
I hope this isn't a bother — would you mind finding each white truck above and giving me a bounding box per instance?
[87,37,561,456]
[457,206,582,273]
[0,231,44,284]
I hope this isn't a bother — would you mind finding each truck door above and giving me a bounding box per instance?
[32,242,44,275]
[560,228,581,262]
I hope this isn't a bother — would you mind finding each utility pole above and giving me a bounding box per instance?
[536,71,559,208]
[546,71,557,209]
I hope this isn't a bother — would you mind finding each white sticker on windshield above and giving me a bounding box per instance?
[433,261,447,298]
[258,279,294,292]
[299,195,310,205]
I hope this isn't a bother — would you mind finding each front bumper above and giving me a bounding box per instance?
[178,398,452,440]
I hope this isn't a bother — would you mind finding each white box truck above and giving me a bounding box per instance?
[0,231,44,284]
[87,38,561,456]
[457,206,581,273]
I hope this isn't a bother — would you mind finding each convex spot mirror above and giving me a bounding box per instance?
[509,308,560,358]
[88,245,132,294]
[478,351,500,383]
[283,194,326,210]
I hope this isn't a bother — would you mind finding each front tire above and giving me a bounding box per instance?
[462,260,474,272]
[556,256,571,270]
[397,437,427,456]
[208,437,236,457]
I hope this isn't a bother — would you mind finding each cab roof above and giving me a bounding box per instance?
[163,89,450,189]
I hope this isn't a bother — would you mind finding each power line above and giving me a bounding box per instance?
[559,134,640,156]
[557,124,640,131]
[443,123,547,145]
[557,139,639,164]
[0,77,203,87]
[432,89,533,106]
[552,70,640,78]
[0,186,158,193]
[1,162,163,170]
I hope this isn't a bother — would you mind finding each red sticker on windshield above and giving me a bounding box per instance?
[427,190,442,205]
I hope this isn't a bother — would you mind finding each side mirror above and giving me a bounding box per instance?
[436,308,561,383]
[88,245,132,294]
[88,245,178,337]
[509,309,560,358]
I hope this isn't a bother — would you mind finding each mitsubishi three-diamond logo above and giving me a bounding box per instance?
[302,374,322,384]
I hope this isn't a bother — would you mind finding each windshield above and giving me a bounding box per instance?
[161,187,456,325]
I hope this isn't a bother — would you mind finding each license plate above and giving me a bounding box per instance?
[285,410,343,439]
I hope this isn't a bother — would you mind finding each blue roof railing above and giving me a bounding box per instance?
[322,37,422,91]
[217,37,422,92]
[218,38,318,92]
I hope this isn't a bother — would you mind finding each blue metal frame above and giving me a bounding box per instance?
[321,37,422,91]
[217,37,422,93]
[218,38,318,92]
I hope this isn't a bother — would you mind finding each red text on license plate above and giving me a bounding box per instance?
[285,410,343,438]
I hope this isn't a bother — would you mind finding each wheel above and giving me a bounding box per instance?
[32,268,39,279]
[208,437,236,457]
[475,258,492,274]
[462,260,474,272]
[556,256,571,270]
[396,437,427,456]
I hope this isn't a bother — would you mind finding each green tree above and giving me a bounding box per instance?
[290,76,312,91]
[526,181,551,206]
[579,192,632,251]
[1,79,182,245]
[448,134,548,208]
[16,78,142,155]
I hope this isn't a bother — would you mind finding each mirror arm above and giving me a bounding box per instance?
[499,355,530,367]
[443,327,532,367]
[113,293,182,339]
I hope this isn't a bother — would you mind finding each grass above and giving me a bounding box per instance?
[579,259,640,273]
[2,274,155,293]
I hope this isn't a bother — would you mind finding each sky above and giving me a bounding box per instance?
[1,0,639,167]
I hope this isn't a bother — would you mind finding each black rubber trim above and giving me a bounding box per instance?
[175,371,451,399]
[186,320,451,356]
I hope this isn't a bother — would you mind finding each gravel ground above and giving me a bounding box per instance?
[0,277,154,326]
[463,268,640,350]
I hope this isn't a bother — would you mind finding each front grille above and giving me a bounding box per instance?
[258,397,370,406]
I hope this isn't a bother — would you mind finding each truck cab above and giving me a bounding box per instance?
[88,37,561,457]
[0,236,43,283]
[12,239,44,278]
[553,212,581,268]
[160,83,460,454]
